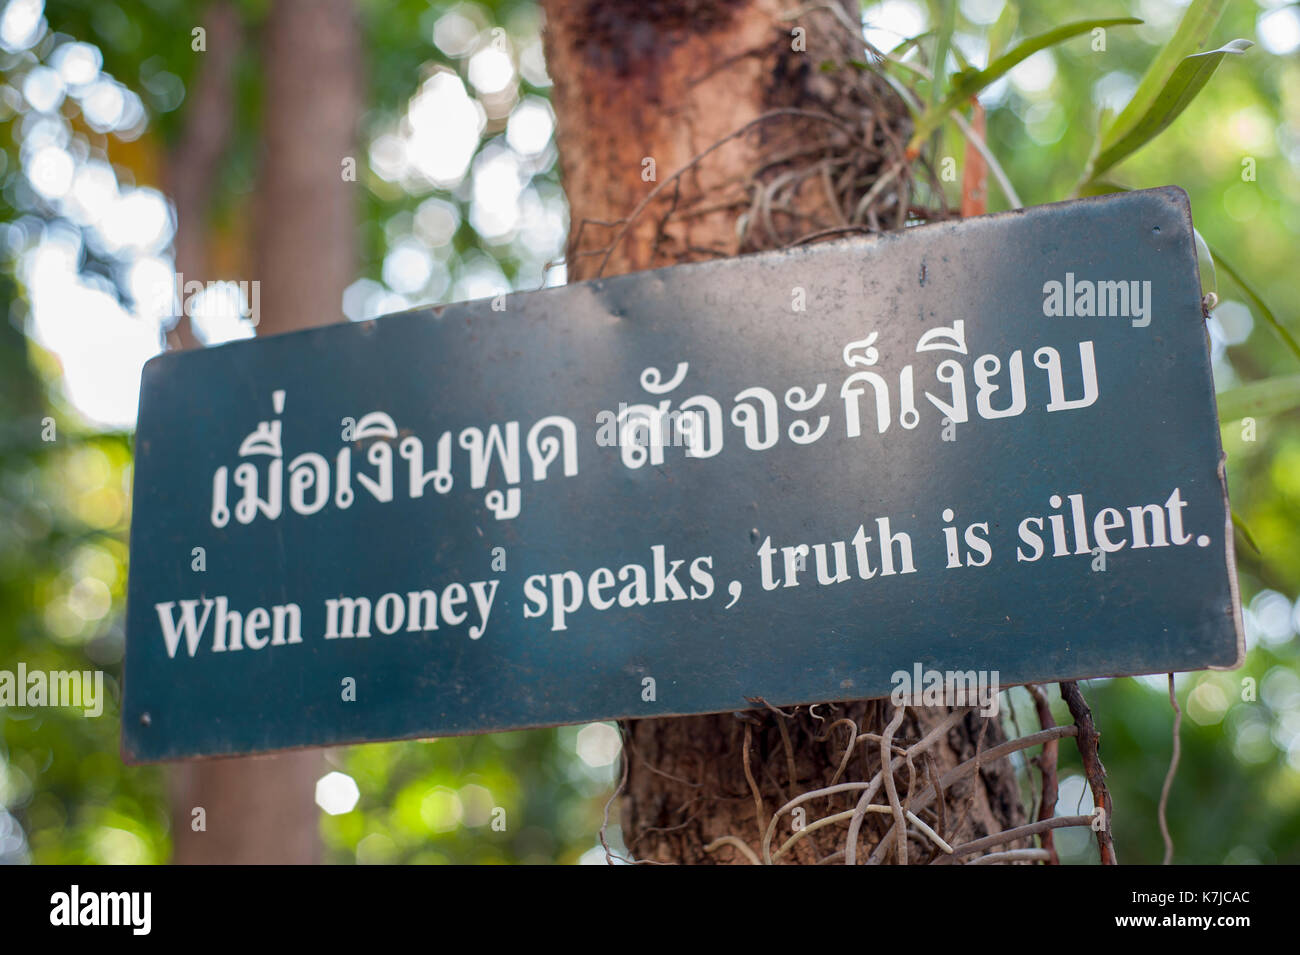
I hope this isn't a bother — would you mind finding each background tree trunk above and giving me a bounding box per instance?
[540,0,1025,863]
[252,0,363,339]
[163,1,240,351]
[169,0,362,865]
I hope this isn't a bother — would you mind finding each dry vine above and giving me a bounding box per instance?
[604,681,1121,865]
[1158,673,1182,864]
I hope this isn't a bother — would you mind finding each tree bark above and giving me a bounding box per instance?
[252,0,362,339]
[169,0,362,865]
[540,0,1023,864]
[163,0,240,350]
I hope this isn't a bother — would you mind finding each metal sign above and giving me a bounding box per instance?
[122,186,1243,762]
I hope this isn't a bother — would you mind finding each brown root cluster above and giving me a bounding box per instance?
[610,684,1114,865]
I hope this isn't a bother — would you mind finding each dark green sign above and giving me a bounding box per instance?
[122,187,1242,762]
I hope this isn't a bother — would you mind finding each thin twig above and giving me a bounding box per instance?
[967,848,1053,865]
[1060,681,1117,865]
[775,805,952,864]
[600,723,632,864]
[873,705,909,864]
[941,815,1096,860]
[869,724,1079,863]
[704,836,761,865]
[822,718,858,786]
[742,722,765,837]
[762,707,970,864]
[914,725,1078,813]
[756,699,800,788]
[1026,684,1061,865]
[925,753,946,842]
[852,160,906,224]
[1159,674,1182,865]
[841,774,886,867]
[787,225,879,247]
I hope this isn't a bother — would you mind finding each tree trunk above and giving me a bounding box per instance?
[169,0,362,865]
[540,0,1024,863]
[163,0,240,351]
[252,0,363,339]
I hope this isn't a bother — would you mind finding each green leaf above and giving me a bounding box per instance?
[886,30,934,59]
[930,0,957,110]
[1077,180,1131,197]
[1100,0,1227,152]
[1215,375,1300,423]
[905,18,1141,154]
[949,46,975,74]
[1085,40,1252,183]
[987,2,1019,61]
[1209,244,1300,364]
[1232,511,1261,556]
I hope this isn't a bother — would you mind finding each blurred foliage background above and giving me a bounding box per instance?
[0,0,1297,864]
